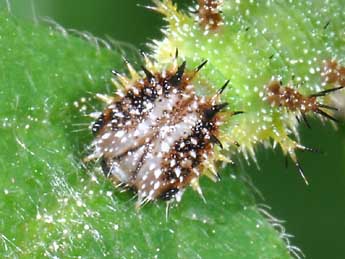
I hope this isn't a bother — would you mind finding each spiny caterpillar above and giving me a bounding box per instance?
[87,0,345,207]
[86,53,238,206]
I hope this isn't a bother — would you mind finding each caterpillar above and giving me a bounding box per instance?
[85,54,239,207]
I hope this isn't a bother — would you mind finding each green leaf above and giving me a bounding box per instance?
[0,12,291,258]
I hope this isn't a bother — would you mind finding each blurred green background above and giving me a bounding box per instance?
[4,0,345,258]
